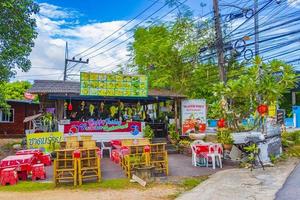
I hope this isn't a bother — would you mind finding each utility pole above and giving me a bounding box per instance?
[213,0,226,83]
[63,41,89,81]
[254,0,259,56]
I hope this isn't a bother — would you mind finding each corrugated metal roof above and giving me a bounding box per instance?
[27,80,186,98]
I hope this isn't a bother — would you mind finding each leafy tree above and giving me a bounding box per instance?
[213,56,297,130]
[3,81,32,100]
[0,0,38,109]
[131,17,211,94]
[0,0,39,81]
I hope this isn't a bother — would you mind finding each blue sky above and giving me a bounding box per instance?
[13,0,300,81]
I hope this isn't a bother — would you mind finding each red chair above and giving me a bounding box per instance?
[32,164,46,181]
[0,168,18,186]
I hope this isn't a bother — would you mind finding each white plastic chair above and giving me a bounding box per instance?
[100,141,112,158]
[205,143,223,169]
[190,140,205,166]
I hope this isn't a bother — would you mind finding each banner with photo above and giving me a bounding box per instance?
[181,99,206,135]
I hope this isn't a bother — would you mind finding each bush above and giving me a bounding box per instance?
[217,128,233,144]
[282,131,300,148]
[143,125,154,139]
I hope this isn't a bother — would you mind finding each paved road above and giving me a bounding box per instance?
[276,162,300,200]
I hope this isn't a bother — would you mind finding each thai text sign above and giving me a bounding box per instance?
[181,99,206,135]
[64,120,142,136]
[27,132,63,152]
[80,72,148,97]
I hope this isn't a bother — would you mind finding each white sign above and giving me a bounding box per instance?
[181,99,206,135]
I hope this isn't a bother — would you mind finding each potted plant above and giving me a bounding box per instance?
[167,124,179,144]
[178,140,192,156]
[143,125,154,141]
[217,128,234,151]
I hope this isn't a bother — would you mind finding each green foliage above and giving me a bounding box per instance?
[3,81,33,100]
[281,131,300,157]
[216,128,233,144]
[0,0,39,81]
[0,0,38,108]
[168,123,179,141]
[244,144,259,163]
[178,139,191,147]
[213,57,297,130]
[281,131,300,148]
[42,112,54,132]
[131,17,212,94]
[143,125,154,139]
[269,154,277,164]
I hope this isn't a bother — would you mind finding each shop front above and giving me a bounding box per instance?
[27,77,186,141]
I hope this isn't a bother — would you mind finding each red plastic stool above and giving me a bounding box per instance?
[18,171,28,181]
[0,168,18,186]
[32,164,46,181]
[40,154,51,166]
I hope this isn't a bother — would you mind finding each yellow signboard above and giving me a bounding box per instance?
[27,132,64,152]
[80,72,148,97]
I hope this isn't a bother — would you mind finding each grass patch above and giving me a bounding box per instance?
[79,178,135,190]
[181,177,207,190]
[0,181,55,192]
[0,178,136,192]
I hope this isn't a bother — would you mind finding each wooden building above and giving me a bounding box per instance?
[0,100,40,137]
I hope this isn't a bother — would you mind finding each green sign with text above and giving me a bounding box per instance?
[80,72,148,97]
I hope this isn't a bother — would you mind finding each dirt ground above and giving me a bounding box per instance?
[0,185,179,200]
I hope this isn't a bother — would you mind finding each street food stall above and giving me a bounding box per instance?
[27,73,186,141]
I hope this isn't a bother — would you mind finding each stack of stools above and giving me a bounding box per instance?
[32,164,46,181]
[66,136,79,149]
[0,168,18,186]
[53,149,77,186]
[77,138,101,185]
[54,137,101,186]
[150,143,168,176]
[122,143,168,178]
[77,148,101,185]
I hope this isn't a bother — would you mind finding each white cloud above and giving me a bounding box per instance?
[288,0,300,8]
[39,3,80,19]
[14,3,133,81]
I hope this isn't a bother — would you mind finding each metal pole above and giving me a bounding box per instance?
[254,0,259,56]
[64,42,68,81]
[213,0,226,83]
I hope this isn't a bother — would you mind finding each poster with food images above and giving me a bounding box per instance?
[80,72,148,97]
[181,99,206,135]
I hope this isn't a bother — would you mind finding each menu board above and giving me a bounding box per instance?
[80,72,148,97]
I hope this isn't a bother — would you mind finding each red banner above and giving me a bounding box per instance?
[64,119,142,135]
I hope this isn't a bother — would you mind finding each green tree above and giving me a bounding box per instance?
[3,81,32,100]
[130,17,212,94]
[0,0,39,81]
[0,0,38,109]
[213,56,297,130]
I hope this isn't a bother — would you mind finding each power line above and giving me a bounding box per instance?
[72,0,161,58]
[79,1,171,59]
[87,0,187,61]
